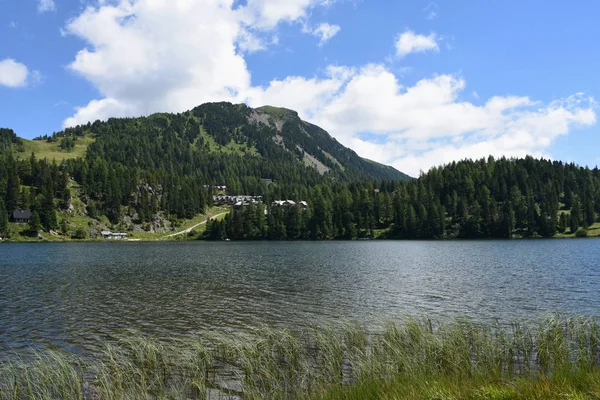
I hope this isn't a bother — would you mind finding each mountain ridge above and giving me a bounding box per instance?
[24,102,411,183]
[2,121,600,242]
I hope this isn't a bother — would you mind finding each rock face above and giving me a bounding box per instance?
[237,103,411,181]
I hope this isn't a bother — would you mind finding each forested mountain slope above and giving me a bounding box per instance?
[3,105,600,242]
[206,156,600,240]
[0,103,409,239]
[67,102,409,190]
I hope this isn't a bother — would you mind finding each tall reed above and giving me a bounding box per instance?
[1,315,600,399]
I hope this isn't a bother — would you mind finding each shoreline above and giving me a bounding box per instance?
[2,234,599,243]
[2,316,599,399]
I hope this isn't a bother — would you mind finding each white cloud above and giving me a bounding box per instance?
[311,23,341,46]
[423,3,438,20]
[395,30,439,57]
[64,0,252,126]
[241,0,334,29]
[37,0,56,13]
[246,67,596,176]
[62,0,597,177]
[237,29,267,53]
[63,0,339,126]
[0,59,30,87]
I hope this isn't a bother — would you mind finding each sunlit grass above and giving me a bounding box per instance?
[19,135,95,162]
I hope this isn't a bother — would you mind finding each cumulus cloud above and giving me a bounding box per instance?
[63,0,337,126]
[395,30,439,57]
[0,59,30,87]
[64,0,252,126]
[311,23,341,46]
[241,0,335,29]
[246,67,596,176]
[37,0,56,13]
[62,0,596,177]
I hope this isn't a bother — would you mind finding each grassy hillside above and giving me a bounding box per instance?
[4,203,229,242]
[19,135,95,161]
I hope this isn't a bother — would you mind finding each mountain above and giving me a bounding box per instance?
[36,102,409,187]
[0,103,411,240]
[2,113,600,241]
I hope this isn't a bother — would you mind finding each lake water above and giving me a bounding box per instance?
[1,240,600,356]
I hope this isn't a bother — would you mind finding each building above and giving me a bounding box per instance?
[101,231,128,240]
[272,200,308,211]
[272,200,296,207]
[214,195,263,206]
[203,185,228,192]
[11,209,31,224]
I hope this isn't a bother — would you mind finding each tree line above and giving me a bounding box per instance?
[204,156,600,240]
[2,111,600,241]
[0,130,69,236]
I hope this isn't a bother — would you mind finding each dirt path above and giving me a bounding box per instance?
[163,212,228,238]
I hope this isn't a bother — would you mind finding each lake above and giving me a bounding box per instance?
[1,240,599,357]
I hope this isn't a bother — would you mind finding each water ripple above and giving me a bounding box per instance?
[1,240,600,357]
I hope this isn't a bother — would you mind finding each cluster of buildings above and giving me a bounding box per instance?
[203,185,228,191]
[100,231,129,240]
[272,200,308,210]
[212,196,309,212]
[213,195,263,208]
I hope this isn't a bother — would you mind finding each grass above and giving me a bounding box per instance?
[1,205,229,242]
[18,135,95,161]
[158,206,229,239]
[554,222,600,238]
[257,105,299,120]
[2,316,600,399]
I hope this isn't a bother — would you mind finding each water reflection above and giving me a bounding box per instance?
[1,240,600,356]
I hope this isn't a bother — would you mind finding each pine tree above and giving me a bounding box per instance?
[570,198,582,233]
[584,195,596,227]
[558,213,568,233]
[39,186,58,231]
[498,202,515,238]
[342,211,357,239]
[28,211,41,236]
[6,163,20,212]
[0,199,8,236]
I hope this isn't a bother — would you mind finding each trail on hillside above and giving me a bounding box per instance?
[163,212,228,238]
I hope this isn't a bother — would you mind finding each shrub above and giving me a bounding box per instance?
[575,227,588,238]
[71,227,88,240]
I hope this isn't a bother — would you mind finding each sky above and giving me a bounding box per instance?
[0,0,599,177]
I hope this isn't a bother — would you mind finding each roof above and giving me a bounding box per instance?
[12,209,31,219]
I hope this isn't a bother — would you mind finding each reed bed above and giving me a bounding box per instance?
[2,316,600,399]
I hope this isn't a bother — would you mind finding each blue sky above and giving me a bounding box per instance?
[1,0,598,176]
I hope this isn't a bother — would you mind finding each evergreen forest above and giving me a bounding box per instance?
[0,103,599,240]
